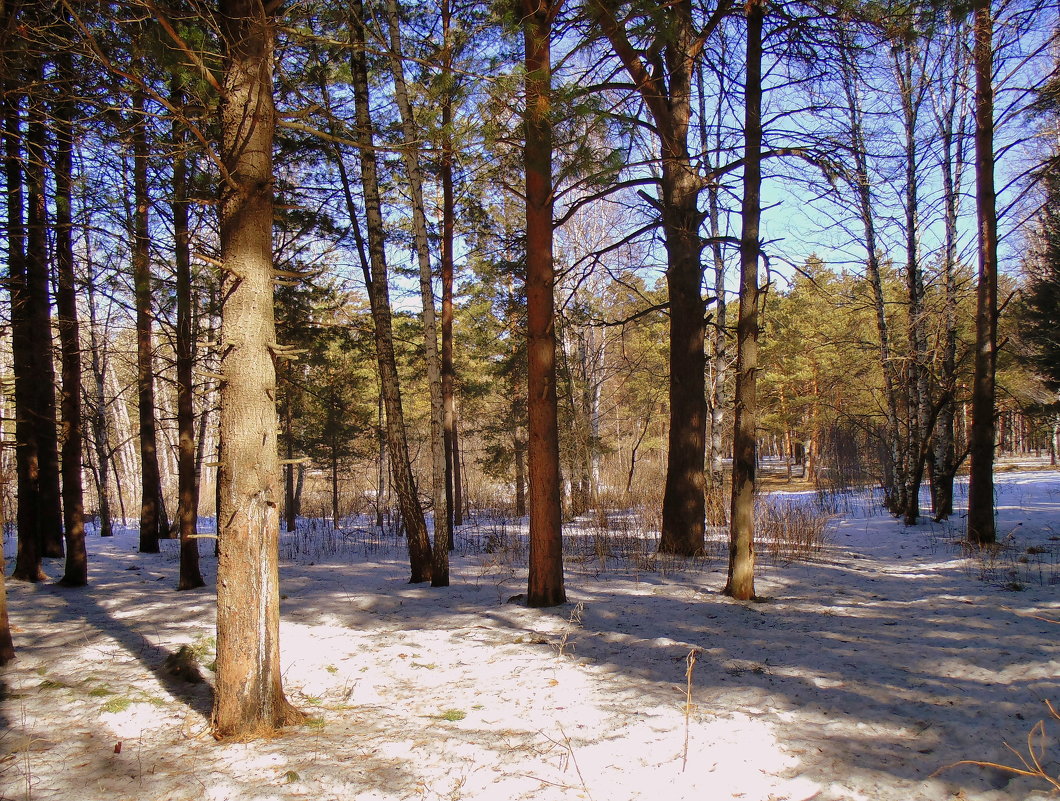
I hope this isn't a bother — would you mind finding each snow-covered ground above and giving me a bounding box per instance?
[1,470,1058,801]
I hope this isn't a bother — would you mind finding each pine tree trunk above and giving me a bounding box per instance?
[385,0,450,587]
[440,2,463,534]
[3,66,45,582]
[212,0,302,738]
[26,64,64,560]
[55,37,87,586]
[967,0,998,545]
[132,90,164,554]
[594,0,706,555]
[172,79,205,591]
[725,0,763,602]
[522,0,566,608]
[347,0,432,583]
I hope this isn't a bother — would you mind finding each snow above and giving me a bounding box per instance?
[1,469,1058,801]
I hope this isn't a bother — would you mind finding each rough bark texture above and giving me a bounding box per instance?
[724,0,762,601]
[132,90,165,554]
[385,0,450,586]
[591,0,707,555]
[347,0,433,583]
[212,0,302,738]
[523,0,566,608]
[173,80,205,591]
[967,0,997,545]
[55,39,87,587]
[26,65,64,560]
[3,63,45,582]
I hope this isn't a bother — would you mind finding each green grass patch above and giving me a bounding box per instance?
[440,709,466,722]
[101,697,133,714]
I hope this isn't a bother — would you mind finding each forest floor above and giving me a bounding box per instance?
[1,468,1058,801]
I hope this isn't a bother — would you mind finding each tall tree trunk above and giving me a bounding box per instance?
[3,62,45,581]
[967,0,998,545]
[384,0,450,587]
[172,79,205,590]
[522,0,566,608]
[347,0,433,583]
[440,0,462,533]
[85,258,114,537]
[838,31,903,512]
[591,0,707,555]
[931,21,969,521]
[725,0,763,601]
[132,90,164,553]
[55,36,87,586]
[895,43,931,526]
[26,58,64,560]
[212,0,303,738]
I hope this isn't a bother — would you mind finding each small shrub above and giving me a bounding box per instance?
[440,709,466,722]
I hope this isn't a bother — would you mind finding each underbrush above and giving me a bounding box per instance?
[958,528,1060,590]
[277,489,835,579]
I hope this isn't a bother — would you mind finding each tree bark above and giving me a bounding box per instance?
[55,35,87,586]
[522,0,566,608]
[26,58,64,560]
[172,78,205,591]
[3,58,45,582]
[384,0,450,587]
[347,0,433,583]
[725,0,763,602]
[212,0,303,738]
[590,0,707,555]
[931,20,969,521]
[967,0,998,545]
[85,260,114,538]
[440,0,462,534]
[132,90,165,553]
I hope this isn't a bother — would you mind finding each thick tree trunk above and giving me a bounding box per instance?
[55,39,87,586]
[132,91,165,553]
[212,0,302,738]
[3,69,45,582]
[26,65,64,560]
[592,0,707,555]
[967,0,998,545]
[385,0,450,587]
[347,0,433,583]
[522,0,566,608]
[172,80,205,591]
[725,0,763,601]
